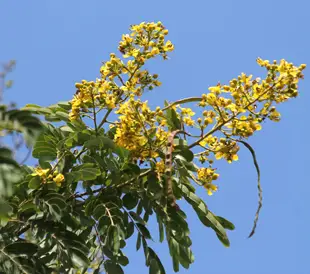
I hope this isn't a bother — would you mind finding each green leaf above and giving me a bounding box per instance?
[104,261,124,274]
[32,133,57,161]
[118,255,129,266]
[0,200,13,217]
[70,247,90,268]
[156,214,165,243]
[57,101,72,110]
[55,111,69,122]
[28,176,41,189]
[123,194,138,210]
[136,223,152,240]
[164,100,181,130]
[18,201,37,213]
[1,107,43,146]
[23,104,53,115]
[84,136,115,150]
[38,159,52,169]
[68,165,101,181]
[199,210,230,247]
[216,232,230,247]
[173,138,188,147]
[4,242,38,255]
[0,148,23,198]
[126,222,135,239]
[215,216,235,230]
[93,204,107,220]
[177,148,194,162]
[129,211,146,225]
[108,225,120,255]
[114,146,130,159]
[172,255,179,273]
[149,259,161,274]
[44,192,67,220]
[0,148,19,168]
[136,234,142,251]
[180,185,230,246]
[178,245,193,269]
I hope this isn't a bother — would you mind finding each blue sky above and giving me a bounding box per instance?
[1,0,309,273]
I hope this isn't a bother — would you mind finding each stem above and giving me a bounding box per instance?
[98,108,114,129]
[117,74,126,86]
[91,89,98,135]
[101,204,114,226]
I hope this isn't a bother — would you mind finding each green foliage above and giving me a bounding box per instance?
[0,104,43,220]
[0,101,235,273]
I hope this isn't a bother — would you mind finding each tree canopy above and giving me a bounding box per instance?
[0,21,306,273]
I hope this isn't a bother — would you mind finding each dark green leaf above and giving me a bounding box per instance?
[136,234,142,251]
[129,211,146,225]
[123,194,138,210]
[4,242,38,255]
[136,223,152,240]
[126,222,135,239]
[149,259,161,274]
[172,256,179,273]
[104,261,124,274]
[215,216,235,230]
[70,247,90,268]
[177,148,194,162]
[118,255,129,266]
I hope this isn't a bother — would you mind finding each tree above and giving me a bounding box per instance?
[0,21,306,273]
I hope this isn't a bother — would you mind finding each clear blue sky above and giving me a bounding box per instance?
[1,1,309,273]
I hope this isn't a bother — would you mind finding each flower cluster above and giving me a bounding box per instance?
[69,22,173,121]
[68,21,306,197]
[32,167,65,187]
[119,21,174,61]
[113,96,171,159]
[197,168,219,195]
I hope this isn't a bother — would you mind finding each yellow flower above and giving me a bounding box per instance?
[232,154,239,161]
[269,110,281,122]
[151,47,160,56]
[204,183,218,196]
[33,167,50,178]
[53,174,65,186]
[180,107,195,116]
[208,86,221,94]
[183,117,195,126]
[155,160,165,174]
[206,93,217,105]
[163,40,174,52]
[256,57,269,67]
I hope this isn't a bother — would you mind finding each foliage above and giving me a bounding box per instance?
[0,61,43,214]
[0,22,306,273]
